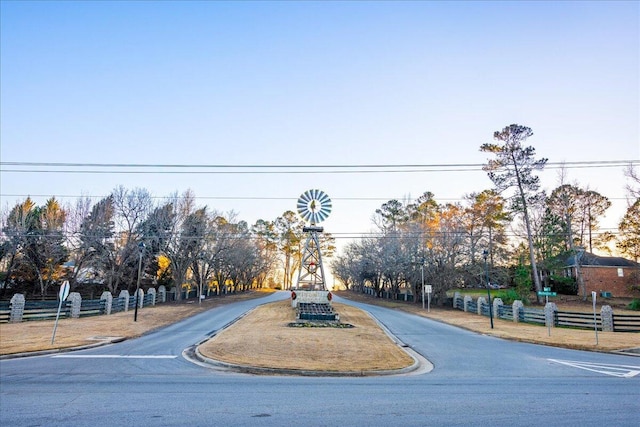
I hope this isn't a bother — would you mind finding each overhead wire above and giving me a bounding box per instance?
[1,159,637,174]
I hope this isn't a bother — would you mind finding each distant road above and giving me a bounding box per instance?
[1,291,638,427]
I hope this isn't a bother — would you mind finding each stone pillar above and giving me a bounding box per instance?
[100,291,113,315]
[463,295,472,312]
[170,287,177,301]
[9,293,25,323]
[512,300,524,323]
[158,285,166,303]
[453,292,461,309]
[601,305,614,332]
[544,302,557,328]
[147,288,157,306]
[69,292,82,318]
[136,289,144,308]
[477,296,486,315]
[493,297,503,319]
[119,290,130,311]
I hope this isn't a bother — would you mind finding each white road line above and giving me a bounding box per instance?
[548,359,640,378]
[51,355,177,359]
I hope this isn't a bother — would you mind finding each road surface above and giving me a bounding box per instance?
[1,291,638,426]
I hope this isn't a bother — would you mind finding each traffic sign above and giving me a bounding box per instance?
[59,280,70,301]
[425,285,433,294]
[52,280,70,344]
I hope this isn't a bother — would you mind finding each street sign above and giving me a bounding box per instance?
[52,280,70,344]
[537,291,557,297]
[592,291,599,345]
[59,280,70,301]
[425,285,433,294]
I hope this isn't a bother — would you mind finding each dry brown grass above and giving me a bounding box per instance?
[0,291,272,356]
[198,300,414,372]
[2,289,638,373]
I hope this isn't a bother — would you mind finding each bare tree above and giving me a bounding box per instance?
[107,187,153,293]
[617,198,640,262]
[576,189,611,253]
[140,190,205,301]
[624,164,640,200]
[69,196,115,291]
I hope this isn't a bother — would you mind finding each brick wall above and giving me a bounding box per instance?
[581,266,640,298]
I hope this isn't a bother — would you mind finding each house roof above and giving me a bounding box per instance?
[566,251,640,268]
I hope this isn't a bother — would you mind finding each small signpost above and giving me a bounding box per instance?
[537,287,557,304]
[51,280,70,344]
[537,287,557,337]
[592,291,599,345]
[425,285,433,312]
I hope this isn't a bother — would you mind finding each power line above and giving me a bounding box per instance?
[1,160,637,175]
[2,160,638,168]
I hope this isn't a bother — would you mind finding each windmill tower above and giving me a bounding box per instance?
[292,189,333,307]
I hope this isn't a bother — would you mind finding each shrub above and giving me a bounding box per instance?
[628,299,640,311]
[513,265,531,304]
[549,275,577,295]
[496,289,520,305]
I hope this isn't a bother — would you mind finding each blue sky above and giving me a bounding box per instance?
[1,1,638,248]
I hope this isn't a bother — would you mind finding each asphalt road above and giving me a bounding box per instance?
[1,291,639,427]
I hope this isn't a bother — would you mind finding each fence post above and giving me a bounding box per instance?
[9,293,25,323]
[544,302,557,328]
[158,285,166,303]
[147,288,157,306]
[453,292,461,309]
[69,292,82,318]
[493,298,503,319]
[512,300,523,323]
[100,291,113,315]
[477,296,486,315]
[119,290,130,311]
[601,305,614,332]
[136,289,144,309]
[463,295,472,312]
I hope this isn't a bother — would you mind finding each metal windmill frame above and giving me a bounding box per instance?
[294,189,331,291]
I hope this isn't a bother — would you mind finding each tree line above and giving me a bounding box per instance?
[0,187,335,299]
[1,124,638,303]
[332,124,640,304]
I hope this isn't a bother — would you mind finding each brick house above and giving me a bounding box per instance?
[564,252,640,298]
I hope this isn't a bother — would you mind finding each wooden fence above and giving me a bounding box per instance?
[555,311,602,330]
[0,299,108,323]
[612,314,640,332]
[453,293,640,333]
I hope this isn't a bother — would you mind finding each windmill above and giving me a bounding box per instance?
[294,189,332,291]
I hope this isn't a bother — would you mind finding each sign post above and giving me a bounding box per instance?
[592,291,599,345]
[538,287,557,304]
[537,287,557,337]
[51,280,70,344]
